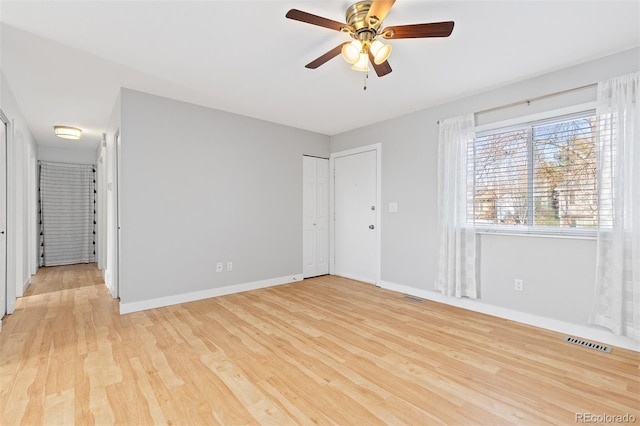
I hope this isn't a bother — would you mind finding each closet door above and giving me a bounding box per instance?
[303,156,329,278]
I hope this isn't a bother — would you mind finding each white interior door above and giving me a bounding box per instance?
[303,156,329,278]
[0,118,6,318]
[333,149,378,284]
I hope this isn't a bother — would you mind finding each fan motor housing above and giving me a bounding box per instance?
[345,1,373,31]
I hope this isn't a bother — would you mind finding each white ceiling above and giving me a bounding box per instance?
[1,0,638,151]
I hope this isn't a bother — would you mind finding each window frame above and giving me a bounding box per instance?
[470,102,598,238]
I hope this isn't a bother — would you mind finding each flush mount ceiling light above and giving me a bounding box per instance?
[286,0,454,79]
[54,126,82,140]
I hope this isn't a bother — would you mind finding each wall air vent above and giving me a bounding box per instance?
[563,336,612,353]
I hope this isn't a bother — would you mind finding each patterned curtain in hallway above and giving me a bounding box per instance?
[39,161,96,266]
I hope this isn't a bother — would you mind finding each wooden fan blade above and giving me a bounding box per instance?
[365,0,396,27]
[368,51,392,77]
[305,43,349,69]
[286,9,348,32]
[381,21,455,39]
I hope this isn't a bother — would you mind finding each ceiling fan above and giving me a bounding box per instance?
[285,0,454,77]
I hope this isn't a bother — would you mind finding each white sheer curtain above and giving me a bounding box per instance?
[589,72,640,341]
[436,114,478,298]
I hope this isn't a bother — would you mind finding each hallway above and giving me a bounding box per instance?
[0,264,115,424]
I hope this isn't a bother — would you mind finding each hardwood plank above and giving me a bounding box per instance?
[1,264,638,425]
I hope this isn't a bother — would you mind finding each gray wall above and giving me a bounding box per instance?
[119,89,329,304]
[330,47,639,326]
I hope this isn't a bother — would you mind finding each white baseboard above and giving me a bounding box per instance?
[379,280,639,352]
[119,274,304,315]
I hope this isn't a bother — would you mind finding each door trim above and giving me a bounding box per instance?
[115,130,121,299]
[0,112,6,321]
[329,143,381,285]
[0,110,11,318]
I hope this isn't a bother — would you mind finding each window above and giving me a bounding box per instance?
[468,110,598,234]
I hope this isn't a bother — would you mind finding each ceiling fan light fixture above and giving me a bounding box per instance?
[54,126,82,140]
[370,39,391,64]
[351,52,369,72]
[341,40,362,64]
[286,2,455,78]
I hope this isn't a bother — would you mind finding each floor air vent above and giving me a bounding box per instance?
[563,336,612,353]
[402,295,425,303]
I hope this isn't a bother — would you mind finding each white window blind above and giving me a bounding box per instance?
[469,110,599,233]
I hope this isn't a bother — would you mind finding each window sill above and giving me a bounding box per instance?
[475,228,597,240]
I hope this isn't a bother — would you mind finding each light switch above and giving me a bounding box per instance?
[389,202,398,213]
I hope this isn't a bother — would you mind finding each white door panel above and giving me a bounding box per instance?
[303,157,317,277]
[0,118,6,318]
[333,150,377,284]
[303,156,329,278]
[315,159,329,274]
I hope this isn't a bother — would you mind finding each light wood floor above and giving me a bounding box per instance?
[1,264,638,425]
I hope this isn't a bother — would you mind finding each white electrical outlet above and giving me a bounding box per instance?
[216,262,223,272]
[226,261,233,271]
[514,279,523,291]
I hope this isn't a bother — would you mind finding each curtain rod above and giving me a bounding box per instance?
[437,82,597,124]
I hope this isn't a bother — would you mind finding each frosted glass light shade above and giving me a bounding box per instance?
[351,52,369,72]
[370,40,391,65]
[341,40,362,64]
[54,126,82,140]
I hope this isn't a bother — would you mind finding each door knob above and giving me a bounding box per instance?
[369,225,375,229]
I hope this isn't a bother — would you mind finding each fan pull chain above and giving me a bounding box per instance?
[363,71,368,90]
